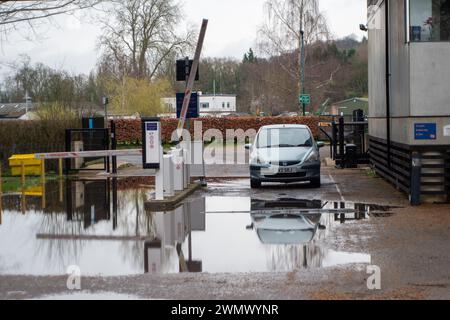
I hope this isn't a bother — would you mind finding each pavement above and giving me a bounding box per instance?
[1,160,449,300]
[108,144,331,178]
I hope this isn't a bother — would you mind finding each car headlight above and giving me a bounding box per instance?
[250,153,267,165]
[305,151,319,163]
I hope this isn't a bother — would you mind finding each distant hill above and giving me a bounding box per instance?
[335,35,363,50]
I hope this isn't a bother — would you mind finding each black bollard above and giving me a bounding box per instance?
[410,152,422,206]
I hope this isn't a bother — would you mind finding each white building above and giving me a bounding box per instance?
[162,93,237,117]
[0,103,37,120]
[367,0,450,203]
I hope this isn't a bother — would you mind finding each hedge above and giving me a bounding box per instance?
[114,116,322,144]
[0,119,80,171]
[0,116,323,172]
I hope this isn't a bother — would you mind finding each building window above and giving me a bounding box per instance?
[222,102,225,108]
[409,0,450,41]
[227,102,230,108]
[201,103,209,109]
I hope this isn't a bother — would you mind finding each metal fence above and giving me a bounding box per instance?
[65,128,110,173]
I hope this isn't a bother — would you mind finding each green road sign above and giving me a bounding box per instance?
[299,94,311,105]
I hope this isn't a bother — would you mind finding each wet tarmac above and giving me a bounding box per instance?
[0,178,398,277]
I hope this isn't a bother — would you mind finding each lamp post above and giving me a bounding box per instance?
[24,90,31,115]
[300,30,306,116]
[102,96,109,126]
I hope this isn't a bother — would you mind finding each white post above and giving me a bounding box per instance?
[182,147,190,189]
[155,145,164,200]
[172,148,184,192]
[163,154,175,197]
[191,140,206,185]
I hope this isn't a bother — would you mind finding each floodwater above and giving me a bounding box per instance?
[0,178,397,276]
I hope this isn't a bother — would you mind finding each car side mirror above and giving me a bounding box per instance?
[317,142,325,149]
[246,223,254,230]
[245,144,252,150]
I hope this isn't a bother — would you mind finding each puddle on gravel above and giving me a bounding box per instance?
[33,291,142,300]
[0,179,399,276]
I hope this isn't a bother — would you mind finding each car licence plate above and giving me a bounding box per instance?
[278,167,295,174]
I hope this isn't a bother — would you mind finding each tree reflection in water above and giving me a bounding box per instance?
[29,179,157,274]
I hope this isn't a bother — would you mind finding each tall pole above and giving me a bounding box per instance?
[300,30,306,116]
[185,56,190,132]
[103,96,109,127]
[25,90,29,115]
[177,19,208,139]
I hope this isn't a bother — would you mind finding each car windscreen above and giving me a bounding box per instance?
[256,128,313,148]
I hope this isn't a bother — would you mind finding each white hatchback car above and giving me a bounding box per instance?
[246,124,324,188]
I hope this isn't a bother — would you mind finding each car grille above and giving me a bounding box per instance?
[270,172,307,178]
[269,161,301,167]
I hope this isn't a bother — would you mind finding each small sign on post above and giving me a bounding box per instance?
[142,118,161,169]
[299,94,311,105]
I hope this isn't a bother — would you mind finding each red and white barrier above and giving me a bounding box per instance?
[34,149,142,160]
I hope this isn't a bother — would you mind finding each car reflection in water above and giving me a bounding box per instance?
[247,198,374,271]
[247,199,326,270]
[249,199,324,245]
[145,197,374,274]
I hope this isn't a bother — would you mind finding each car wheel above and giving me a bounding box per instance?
[310,176,321,188]
[251,179,262,189]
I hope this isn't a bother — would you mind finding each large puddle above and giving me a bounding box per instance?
[0,178,397,276]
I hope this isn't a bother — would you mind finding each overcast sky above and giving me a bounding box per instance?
[0,0,367,76]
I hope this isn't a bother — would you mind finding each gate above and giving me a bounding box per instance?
[321,117,370,168]
[65,128,110,173]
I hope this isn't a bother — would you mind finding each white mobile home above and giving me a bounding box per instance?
[162,93,237,117]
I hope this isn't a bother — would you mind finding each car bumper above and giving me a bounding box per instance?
[250,162,321,183]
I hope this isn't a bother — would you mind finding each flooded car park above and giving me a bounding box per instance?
[0,178,153,276]
[0,178,398,277]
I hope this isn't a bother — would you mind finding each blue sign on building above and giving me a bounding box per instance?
[415,123,437,140]
[176,92,199,119]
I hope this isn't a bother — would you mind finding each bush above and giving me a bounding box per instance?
[34,102,80,121]
[0,119,80,172]
[113,116,323,144]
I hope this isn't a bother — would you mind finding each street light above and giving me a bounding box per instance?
[24,90,31,115]
[102,96,109,126]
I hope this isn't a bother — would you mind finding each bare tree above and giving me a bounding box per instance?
[258,0,330,101]
[98,0,195,80]
[0,0,102,40]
